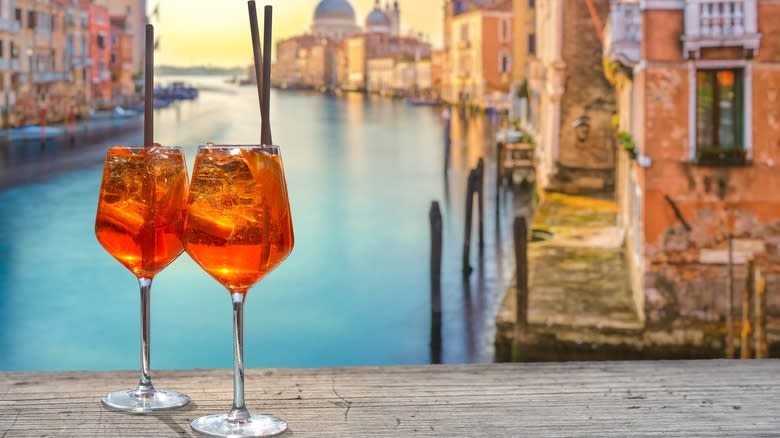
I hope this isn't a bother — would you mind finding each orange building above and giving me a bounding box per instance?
[84,1,111,104]
[446,0,513,108]
[110,15,134,100]
[606,0,780,328]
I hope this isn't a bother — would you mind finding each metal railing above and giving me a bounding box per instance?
[31,71,73,83]
[0,18,20,33]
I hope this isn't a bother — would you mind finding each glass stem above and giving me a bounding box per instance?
[228,292,251,422]
[136,277,155,396]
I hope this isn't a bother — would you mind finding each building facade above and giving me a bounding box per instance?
[110,15,133,100]
[0,0,21,125]
[85,0,110,103]
[93,0,146,75]
[606,0,780,327]
[510,0,535,119]
[528,0,616,193]
[445,0,513,108]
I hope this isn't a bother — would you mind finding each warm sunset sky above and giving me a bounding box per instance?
[148,0,444,66]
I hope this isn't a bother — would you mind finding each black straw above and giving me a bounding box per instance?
[144,24,154,147]
[261,5,273,146]
[248,1,265,142]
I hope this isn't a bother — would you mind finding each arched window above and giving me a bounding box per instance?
[499,51,511,74]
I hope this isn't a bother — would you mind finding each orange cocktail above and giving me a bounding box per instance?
[184,145,294,293]
[95,145,191,413]
[184,145,294,437]
[96,146,189,278]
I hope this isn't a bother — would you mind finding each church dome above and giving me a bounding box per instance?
[313,0,356,21]
[366,9,391,27]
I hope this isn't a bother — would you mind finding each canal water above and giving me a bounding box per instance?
[0,76,515,371]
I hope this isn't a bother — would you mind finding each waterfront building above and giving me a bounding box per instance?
[441,0,498,103]
[342,32,430,91]
[0,0,21,126]
[366,55,395,95]
[605,0,780,326]
[367,53,431,97]
[273,34,318,89]
[109,15,134,100]
[527,0,615,193]
[445,0,513,108]
[431,49,444,99]
[84,0,111,104]
[509,0,535,120]
[54,0,91,119]
[276,0,428,94]
[303,39,339,90]
[93,0,145,76]
[13,0,74,125]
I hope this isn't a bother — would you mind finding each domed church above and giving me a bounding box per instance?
[310,0,361,40]
[311,0,402,41]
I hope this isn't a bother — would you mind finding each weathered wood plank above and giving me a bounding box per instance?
[1,361,779,437]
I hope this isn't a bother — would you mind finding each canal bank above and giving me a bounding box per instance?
[494,192,780,362]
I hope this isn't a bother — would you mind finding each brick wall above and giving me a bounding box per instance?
[555,0,615,191]
[638,4,780,327]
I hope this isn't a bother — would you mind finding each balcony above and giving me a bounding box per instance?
[683,0,762,58]
[604,0,641,67]
[0,59,19,71]
[32,71,73,83]
[0,18,20,33]
[36,27,52,39]
[71,55,92,67]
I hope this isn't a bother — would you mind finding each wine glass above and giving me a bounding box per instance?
[95,145,191,413]
[184,145,294,437]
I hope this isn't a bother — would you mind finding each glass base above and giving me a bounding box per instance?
[101,388,191,414]
[191,413,288,437]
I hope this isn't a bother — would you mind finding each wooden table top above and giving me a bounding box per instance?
[1,360,778,437]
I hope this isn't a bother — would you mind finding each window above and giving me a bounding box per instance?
[97,34,105,50]
[528,0,535,7]
[14,8,20,24]
[10,41,17,59]
[696,69,745,164]
[460,23,469,42]
[528,33,536,55]
[0,40,4,58]
[111,53,116,64]
[499,19,511,43]
[499,51,511,74]
[27,10,35,29]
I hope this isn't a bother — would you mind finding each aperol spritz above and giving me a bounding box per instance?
[95,145,191,413]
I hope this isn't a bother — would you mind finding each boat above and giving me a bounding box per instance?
[406,97,439,106]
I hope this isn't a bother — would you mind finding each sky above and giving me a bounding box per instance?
[148,0,444,67]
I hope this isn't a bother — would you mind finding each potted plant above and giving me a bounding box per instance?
[617,130,637,160]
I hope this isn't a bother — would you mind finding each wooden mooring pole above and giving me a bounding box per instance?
[476,158,485,253]
[740,259,754,359]
[495,142,503,222]
[443,115,451,173]
[726,234,735,359]
[429,201,443,364]
[514,216,529,333]
[754,267,767,359]
[462,169,477,277]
